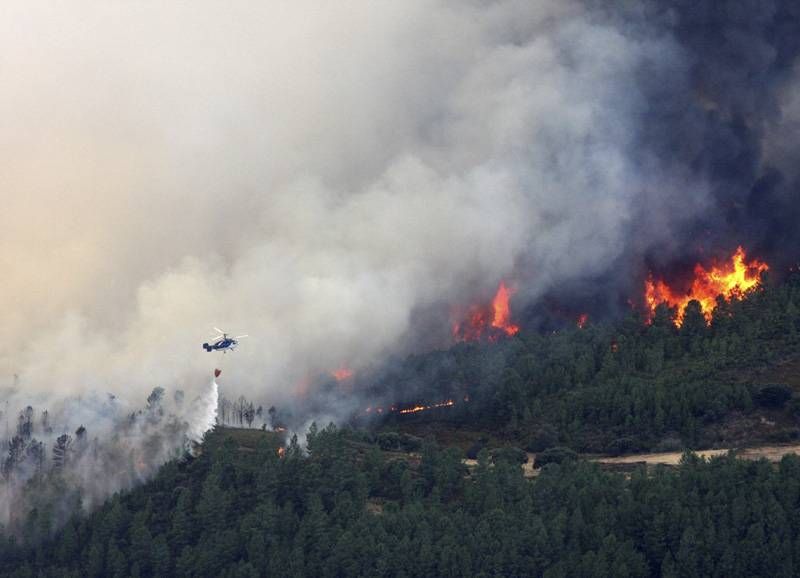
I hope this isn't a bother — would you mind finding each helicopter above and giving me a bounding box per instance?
[203,328,248,353]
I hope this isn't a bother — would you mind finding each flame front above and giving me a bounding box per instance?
[398,399,455,414]
[645,246,768,326]
[491,282,519,336]
[453,282,519,341]
[363,398,463,417]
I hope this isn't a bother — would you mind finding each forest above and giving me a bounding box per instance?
[1,273,799,576]
[366,270,800,453]
[2,425,800,577]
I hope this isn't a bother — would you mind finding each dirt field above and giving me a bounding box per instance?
[593,443,800,466]
[521,457,539,478]
[464,444,800,480]
[462,457,540,478]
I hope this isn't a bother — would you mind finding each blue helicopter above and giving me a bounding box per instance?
[203,328,248,353]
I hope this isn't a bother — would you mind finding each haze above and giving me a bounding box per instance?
[0,1,739,407]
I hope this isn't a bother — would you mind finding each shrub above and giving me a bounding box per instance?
[377,432,402,450]
[399,434,423,452]
[534,447,578,468]
[526,426,559,453]
[753,384,793,408]
[491,446,528,465]
[607,436,644,456]
[466,441,485,460]
[376,432,423,452]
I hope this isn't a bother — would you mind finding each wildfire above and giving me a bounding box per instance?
[453,281,520,341]
[362,397,464,417]
[645,246,768,326]
[398,399,455,414]
[277,446,286,458]
[294,375,310,398]
[577,313,589,329]
[332,367,354,381]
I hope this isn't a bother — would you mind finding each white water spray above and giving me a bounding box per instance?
[189,379,219,443]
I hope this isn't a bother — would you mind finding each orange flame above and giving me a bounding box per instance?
[453,282,519,341]
[398,399,455,414]
[332,367,354,381]
[491,282,519,336]
[362,397,465,417]
[577,313,589,329]
[277,447,286,458]
[645,246,768,326]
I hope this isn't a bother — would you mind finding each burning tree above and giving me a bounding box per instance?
[645,246,769,326]
[453,281,520,342]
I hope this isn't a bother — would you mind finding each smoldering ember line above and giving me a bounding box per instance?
[362,397,463,417]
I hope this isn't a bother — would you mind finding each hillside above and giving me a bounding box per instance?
[3,426,800,577]
[4,0,800,576]
[1,274,799,576]
[368,271,800,455]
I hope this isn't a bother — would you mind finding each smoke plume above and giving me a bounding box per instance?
[1,0,799,526]
[0,381,217,532]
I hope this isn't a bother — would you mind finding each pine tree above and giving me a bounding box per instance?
[85,535,105,578]
[151,534,172,576]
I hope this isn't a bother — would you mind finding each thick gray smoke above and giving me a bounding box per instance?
[0,381,217,531]
[1,0,799,528]
[0,1,694,399]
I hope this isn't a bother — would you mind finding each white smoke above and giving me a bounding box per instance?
[0,380,218,529]
[189,380,219,443]
[0,0,707,410]
[3,0,758,532]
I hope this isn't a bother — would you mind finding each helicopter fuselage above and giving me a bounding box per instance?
[203,337,238,352]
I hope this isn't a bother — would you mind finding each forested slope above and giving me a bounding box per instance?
[2,275,800,576]
[3,426,800,577]
[373,271,800,453]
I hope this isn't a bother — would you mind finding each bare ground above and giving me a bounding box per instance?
[595,443,800,467]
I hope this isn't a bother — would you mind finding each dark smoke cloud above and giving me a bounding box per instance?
[1,0,799,526]
[525,0,800,318]
[623,1,800,262]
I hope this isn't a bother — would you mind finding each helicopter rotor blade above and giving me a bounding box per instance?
[234,335,248,339]
[213,327,225,335]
